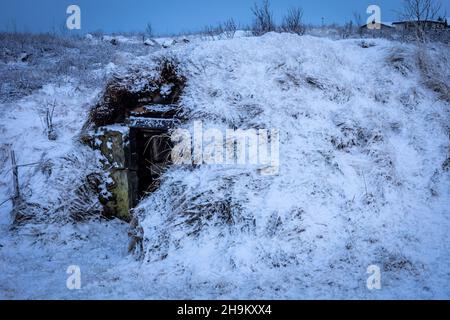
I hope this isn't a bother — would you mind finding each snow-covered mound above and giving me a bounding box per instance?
[133,33,449,298]
[0,33,448,299]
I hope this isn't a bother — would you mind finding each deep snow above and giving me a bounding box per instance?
[0,33,449,299]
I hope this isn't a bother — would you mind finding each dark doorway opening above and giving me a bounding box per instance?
[132,128,173,200]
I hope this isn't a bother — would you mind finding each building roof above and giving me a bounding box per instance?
[392,19,447,25]
[359,21,395,29]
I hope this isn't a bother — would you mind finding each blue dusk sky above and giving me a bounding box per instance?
[0,0,449,34]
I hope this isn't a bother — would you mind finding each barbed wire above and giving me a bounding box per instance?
[2,159,52,175]
[0,197,12,208]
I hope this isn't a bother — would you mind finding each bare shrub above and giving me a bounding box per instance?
[10,147,107,227]
[202,24,223,40]
[0,32,156,103]
[353,12,364,37]
[222,18,237,39]
[202,19,237,40]
[400,0,443,22]
[281,7,305,35]
[417,48,450,102]
[145,22,153,38]
[11,202,45,227]
[251,0,276,36]
[43,100,57,140]
[339,20,354,39]
[399,0,445,41]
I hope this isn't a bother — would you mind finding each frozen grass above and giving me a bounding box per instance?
[0,32,449,299]
[134,34,450,299]
[0,33,156,103]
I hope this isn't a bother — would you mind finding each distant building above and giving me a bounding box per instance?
[359,21,395,31]
[392,19,449,31]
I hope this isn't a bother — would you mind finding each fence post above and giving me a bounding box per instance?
[10,148,21,207]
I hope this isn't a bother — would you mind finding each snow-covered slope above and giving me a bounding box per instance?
[131,34,449,299]
[0,33,449,299]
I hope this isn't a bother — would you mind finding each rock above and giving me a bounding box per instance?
[359,41,376,48]
[47,130,57,141]
[144,38,159,46]
[161,39,176,48]
[19,52,32,62]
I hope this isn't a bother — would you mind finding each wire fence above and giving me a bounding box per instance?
[0,146,50,210]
